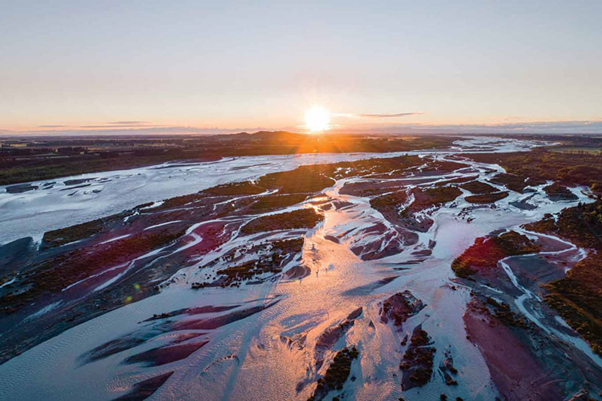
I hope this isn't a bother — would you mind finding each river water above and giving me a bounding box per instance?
[1,136,596,400]
[0,137,538,246]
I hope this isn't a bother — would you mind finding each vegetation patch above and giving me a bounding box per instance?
[451,231,540,278]
[314,308,362,370]
[468,150,602,194]
[249,194,308,212]
[420,160,467,173]
[0,133,455,186]
[543,255,602,355]
[240,209,323,235]
[436,175,479,187]
[525,200,602,355]
[42,219,107,249]
[460,180,497,194]
[258,166,335,193]
[439,349,459,386]
[399,325,436,390]
[155,193,207,210]
[334,155,422,178]
[380,290,425,327]
[308,346,359,401]
[484,297,527,328]
[0,229,184,315]
[370,186,461,232]
[543,183,578,201]
[371,186,461,217]
[488,173,528,193]
[465,191,509,204]
[202,181,265,196]
[41,211,131,249]
[369,190,409,210]
[214,239,304,286]
[525,200,602,249]
[409,186,462,211]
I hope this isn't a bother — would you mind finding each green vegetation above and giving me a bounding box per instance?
[160,157,426,217]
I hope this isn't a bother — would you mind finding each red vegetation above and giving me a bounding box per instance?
[0,227,185,315]
[451,231,540,278]
[465,191,509,204]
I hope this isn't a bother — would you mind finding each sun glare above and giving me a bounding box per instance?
[305,106,331,133]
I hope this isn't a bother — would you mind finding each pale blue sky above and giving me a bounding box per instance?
[1,0,601,134]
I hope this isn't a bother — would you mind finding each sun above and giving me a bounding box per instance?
[305,106,331,133]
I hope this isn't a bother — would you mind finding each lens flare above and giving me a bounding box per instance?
[305,107,330,132]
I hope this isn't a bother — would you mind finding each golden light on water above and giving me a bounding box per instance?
[305,106,331,133]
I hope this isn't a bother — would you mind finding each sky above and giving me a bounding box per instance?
[1,0,601,135]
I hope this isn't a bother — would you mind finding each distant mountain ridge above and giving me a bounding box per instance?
[225,130,308,141]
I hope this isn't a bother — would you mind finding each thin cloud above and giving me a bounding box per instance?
[80,124,162,128]
[357,112,424,118]
[37,121,155,129]
[335,112,424,119]
[334,120,602,134]
[7,119,602,137]
[1,126,268,137]
[107,121,150,125]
